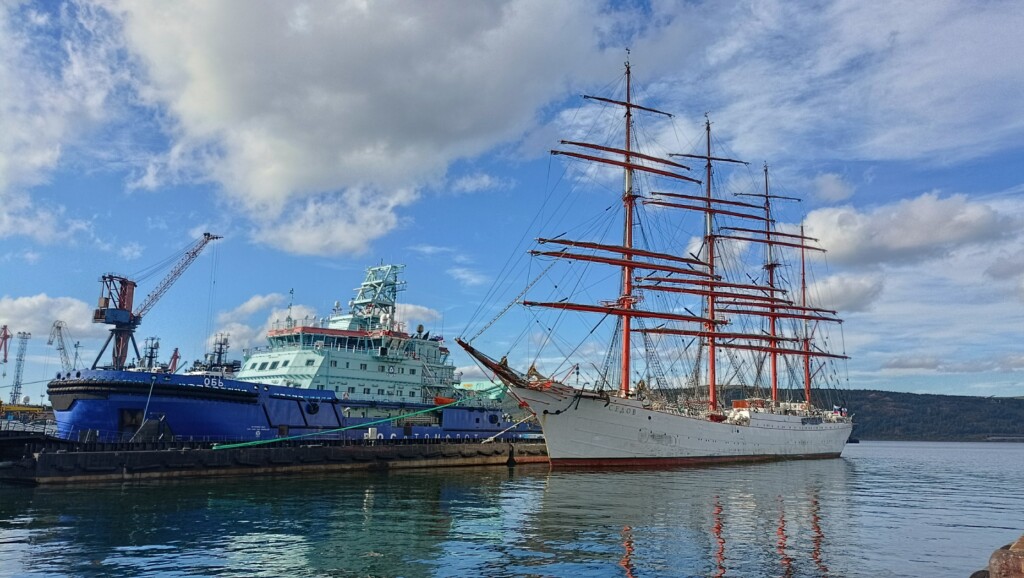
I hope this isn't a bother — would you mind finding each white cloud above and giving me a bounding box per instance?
[118,241,143,260]
[984,247,1024,303]
[214,304,317,351]
[0,189,92,245]
[450,172,514,194]
[252,188,416,256]
[882,356,941,370]
[0,294,107,338]
[833,194,1024,387]
[8,1,1022,261]
[812,172,854,202]
[809,272,884,312]
[395,303,442,329]
[0,8,65,193]
[108,1,624,253]
[883,353,1024,375]
[216,293,285,324]
[408,245,454,256]
[0,3,123,243]
[804,192,1013,267]
[680,1,1024,164]
[456,363,490,381]
[985,250,1024,281]
[1001,354,1024,370]
[448,267,488,287]
[207,321,264,354]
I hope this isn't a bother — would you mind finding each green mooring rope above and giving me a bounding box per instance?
[212,398,466,450]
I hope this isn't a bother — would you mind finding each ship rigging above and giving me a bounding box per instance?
[458,57,852,466]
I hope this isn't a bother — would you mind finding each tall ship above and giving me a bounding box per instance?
[458,59,852,467]
[48,261,538,443]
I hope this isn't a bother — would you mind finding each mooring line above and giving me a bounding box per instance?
[480,414,536,444]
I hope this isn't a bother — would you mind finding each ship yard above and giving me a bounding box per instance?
[2,252,546,484]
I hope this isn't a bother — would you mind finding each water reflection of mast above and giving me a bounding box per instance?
[712,496,726,578]
[619,525,637,578]
[811,492,829,575]
[776,496,793,578]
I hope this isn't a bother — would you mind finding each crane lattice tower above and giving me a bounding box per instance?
[9,332,30,404]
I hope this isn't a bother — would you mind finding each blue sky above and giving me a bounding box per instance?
[1,0,1023,403]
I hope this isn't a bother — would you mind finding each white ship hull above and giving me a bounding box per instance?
[512,383,852,467]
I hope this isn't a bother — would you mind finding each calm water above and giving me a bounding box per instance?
[1,441,1021,577]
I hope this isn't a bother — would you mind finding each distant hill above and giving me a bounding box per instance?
[708,387,1024,441]
[657,387,1024,441]
[842,389,1024,441]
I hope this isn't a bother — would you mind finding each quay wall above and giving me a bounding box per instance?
[0,441,549,484]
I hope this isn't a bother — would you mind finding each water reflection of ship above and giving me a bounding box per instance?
[777,494,794,578]
[620,525,638,578]
[712,496,726,577]
[0,469,516,577]
[532,460,852,576]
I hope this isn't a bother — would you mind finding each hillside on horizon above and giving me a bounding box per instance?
[706,387,1024,441]
[839,388,1024,441]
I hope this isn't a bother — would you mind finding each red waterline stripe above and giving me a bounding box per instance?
[549,452,842,468]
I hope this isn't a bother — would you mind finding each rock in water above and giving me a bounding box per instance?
[987,535,1024,578]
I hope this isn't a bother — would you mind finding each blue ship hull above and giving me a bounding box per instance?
[47,370,540,444]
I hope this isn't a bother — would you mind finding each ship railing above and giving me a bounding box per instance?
[1,419,59,436]
[246,342,420,357]
[51,423,263,446]
[22,427,547,454]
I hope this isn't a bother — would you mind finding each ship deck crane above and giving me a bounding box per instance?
[48,321,77,373]
[91,232,221,370]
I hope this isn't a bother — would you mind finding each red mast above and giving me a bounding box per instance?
[731,165,805,402]
[620,59,635,398]
[704,119,718,410]
[671,118,746,411]
[802,224,812,406]
[765,164,778,402]
[540,57,682,398]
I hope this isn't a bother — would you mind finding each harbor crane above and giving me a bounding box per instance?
[91,232,221,370]
[0,324,10,372]
[1,324,10,380]
[48,320,78,373]
[8,332,30,404]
